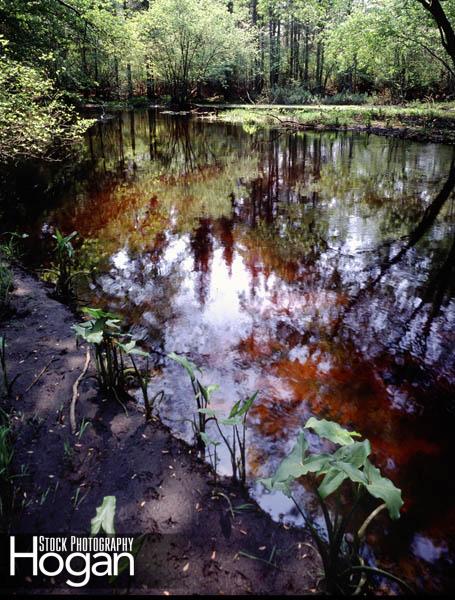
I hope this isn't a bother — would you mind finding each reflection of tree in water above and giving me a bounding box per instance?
[336,154,455,379]
[216,214,235,275]
[190,218,213,306]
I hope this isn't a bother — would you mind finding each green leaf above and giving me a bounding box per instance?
[82,307,118,321]
[332,439,371,468]
[200,431,220,447]
[231,391,258,418]
[364,459,403,520]
[73,320,104,344]
[305,417,361,446]
[220,416,242,426]
[258,476,293,497]
[318,468,347,499]
[90,495,116,535]
[332,460,368,485]
[168,352,200,381]
[271,431,309,485]
[228,399,242,418]
[198,407,218,417]
[118,339,149,357]
[200,383,220,402]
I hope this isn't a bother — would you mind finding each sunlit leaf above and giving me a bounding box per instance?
[305,417,361,446]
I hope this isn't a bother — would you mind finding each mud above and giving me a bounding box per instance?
[1,266,318,595]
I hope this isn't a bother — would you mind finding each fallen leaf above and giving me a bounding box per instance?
[183,562,189,572]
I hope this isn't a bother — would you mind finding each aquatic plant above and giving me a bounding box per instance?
[0,232,29,261]
[200,392,257,485]
[119,341,163,421]
[260,417,411,594]
[73,308,158,414]
[46,229,87,300]
[168,352,257,484]
[200,432,221,483]
[167,352,218,447]
[91,495,116,535]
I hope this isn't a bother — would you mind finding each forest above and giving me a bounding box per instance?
[2,0,455,162]
[1,0,455,597]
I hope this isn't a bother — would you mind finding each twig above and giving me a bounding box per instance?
[24,355,56,394]
[70,347,91,434]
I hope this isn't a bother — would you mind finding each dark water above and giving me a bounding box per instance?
[2,110,454,591]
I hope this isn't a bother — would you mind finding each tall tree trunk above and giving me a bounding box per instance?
[124,1,133,98]
[304,26,309,86]
[417,0,455,70]
[146,63,154,100]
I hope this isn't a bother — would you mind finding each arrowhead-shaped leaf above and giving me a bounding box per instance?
[168,352,200,381]
[271,432,309,485]
[258,476,293,497]
[305,417,361,446]
[364,459,403,520]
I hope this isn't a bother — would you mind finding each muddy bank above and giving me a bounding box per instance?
[0,266,318,594]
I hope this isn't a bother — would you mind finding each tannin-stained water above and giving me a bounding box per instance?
[3,110,454,592]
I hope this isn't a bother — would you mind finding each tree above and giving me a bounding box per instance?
[138,0,254,107]
[416,0,455,70]
[0,36,91,163]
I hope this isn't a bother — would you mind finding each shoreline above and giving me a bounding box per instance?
[0,264,318,595]
[80,101,455,144]
[209,104,455,144]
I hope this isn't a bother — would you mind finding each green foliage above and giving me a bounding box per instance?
[260,417,407,593]
[169,352,257,484]
[47,229,82,300]
[0,37,92,164]
[90,495,116,535]
[73,308,158,415]
[138,0,255,106]
[0,232,29,261]
[168,351,216,444]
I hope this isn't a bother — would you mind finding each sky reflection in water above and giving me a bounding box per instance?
[15,111,455,591]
